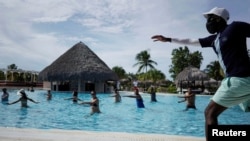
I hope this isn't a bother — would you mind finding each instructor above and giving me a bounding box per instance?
[151,7,250,141]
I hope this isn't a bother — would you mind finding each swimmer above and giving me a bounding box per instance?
[64,90,82,103]
[110,88,121,103]
[8,89,39,108]
[45,90,52,100]
[178,87,196,111]
[123,88,145,108]
[79,90,101,115]
[1,88,9,102]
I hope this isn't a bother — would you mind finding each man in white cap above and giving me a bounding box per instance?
[151,7,250,141]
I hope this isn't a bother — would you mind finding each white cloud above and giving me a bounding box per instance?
[0,0,249,80]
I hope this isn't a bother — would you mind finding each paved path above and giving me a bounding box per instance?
[0,127,205,141]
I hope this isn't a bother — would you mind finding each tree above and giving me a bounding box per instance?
[8,64,18,70]
[133,50,157,74]
[205,61,224,81]
[7,64,18,81]
[112,66,126,79]
[145,69,166,83]
[0,71,5,80]
[169,46,203,79]
[133,50,157,90]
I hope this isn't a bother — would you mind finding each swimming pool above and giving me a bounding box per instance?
[1,90,250,137]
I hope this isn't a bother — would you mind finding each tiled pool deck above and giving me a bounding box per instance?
[0,127,204,141]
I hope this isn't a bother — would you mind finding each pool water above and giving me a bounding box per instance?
[1,90,250,137]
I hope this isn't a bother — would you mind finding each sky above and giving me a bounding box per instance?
[0,0,250,80]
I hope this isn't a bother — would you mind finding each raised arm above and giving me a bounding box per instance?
[64,98,73,100]
[123,95,137,98]
[77,98,82,101]
[151,35,171,42]
[28,98,39,104]
[79,101,92,105]
[178,99,186,103]
[7,99,21,105]
[178,93,195,98]
[151,35,201,46]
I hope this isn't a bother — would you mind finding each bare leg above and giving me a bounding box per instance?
[204,100,227,141]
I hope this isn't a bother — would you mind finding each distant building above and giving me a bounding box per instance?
[38,42,118,93]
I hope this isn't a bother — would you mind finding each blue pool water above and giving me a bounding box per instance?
[1,90,250,137]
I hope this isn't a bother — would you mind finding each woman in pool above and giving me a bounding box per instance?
[1,88,9,102]
[110,88,121,103]
[45,90,52,100]
[79,90,101,115]
[7,89,39,108]
[64,90,82,103]
[149,85,157,102]
[123,88,145,108]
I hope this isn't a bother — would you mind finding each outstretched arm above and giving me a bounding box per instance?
[178,93,195,98]
[7,99,21,105]
[178,99,186,103]
[123,95,137,98]
[64,98,73,100]
[28,98,39,104]
[151,35,171,42]
[151,35,201,46]
[77,98,82,101]
[79,101,92,105]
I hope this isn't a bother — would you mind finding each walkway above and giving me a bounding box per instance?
[0,127,205,141]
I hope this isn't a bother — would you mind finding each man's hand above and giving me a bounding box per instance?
[151,35,171,42]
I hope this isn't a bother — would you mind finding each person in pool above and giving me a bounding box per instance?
[45,90,52,100]
[110,88,121,103]
[178,87,196,111]
[1,88,9,102]
[7,89,39,108]
[123,88,145,108]
[64,90,82,103]
[79,90,101,115]
[149,85,157,102]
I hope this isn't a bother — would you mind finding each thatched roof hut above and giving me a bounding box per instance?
[175,66,209,83]
[38,41,118,92]
[175,66,209,93]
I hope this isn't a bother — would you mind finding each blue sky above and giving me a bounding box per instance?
[0,0,249,80]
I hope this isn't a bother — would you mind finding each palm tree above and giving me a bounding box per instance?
[112,66,126,79]
[205,61,224,81]
[169,46,203,79]
[133,50,157,90]
[147,69,166,83]
[133,50,157,74]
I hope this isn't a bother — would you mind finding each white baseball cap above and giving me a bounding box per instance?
[17,89,25,96]
[203,7,229,22]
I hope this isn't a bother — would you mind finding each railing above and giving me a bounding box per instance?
[0,81,43,88]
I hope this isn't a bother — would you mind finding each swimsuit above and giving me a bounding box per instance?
[136,98,145,108]
[91,103,98,107]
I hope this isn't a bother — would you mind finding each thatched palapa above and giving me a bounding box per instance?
[175,66,209,93]
[175,66,209,83]
[38,41,118,92]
